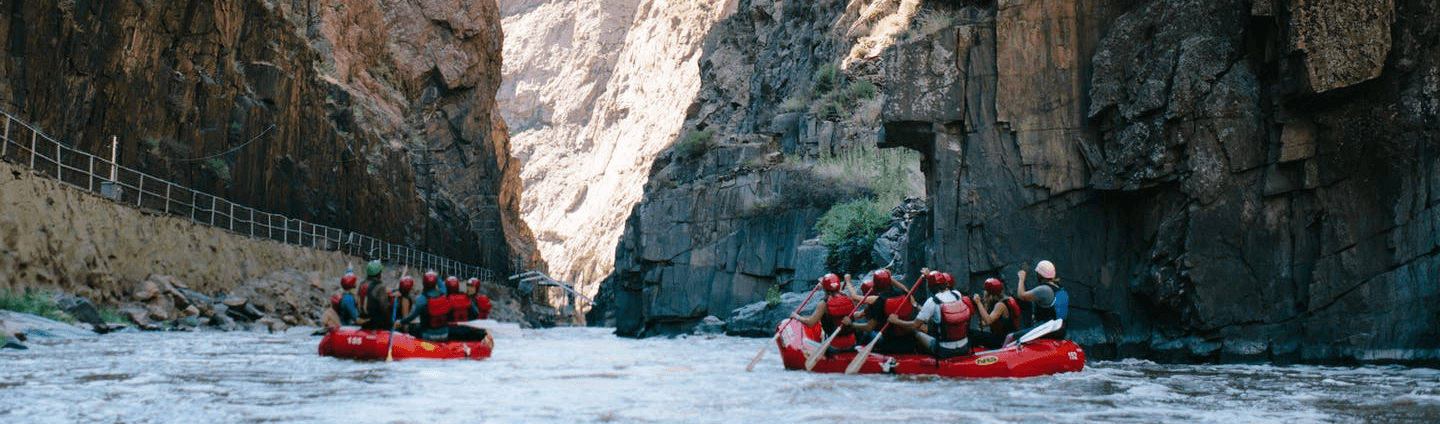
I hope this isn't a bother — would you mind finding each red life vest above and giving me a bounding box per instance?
[473,295,492,319]
[933,293,973,341]
[446,294,472,324]
[884,295,916,336]
[823,294,855,335]
[425,294,451,329]
[988,297,1022,334]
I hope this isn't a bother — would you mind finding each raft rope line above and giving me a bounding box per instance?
[0,109,496,281]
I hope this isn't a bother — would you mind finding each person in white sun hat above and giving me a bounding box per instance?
[1011,260,1068,342]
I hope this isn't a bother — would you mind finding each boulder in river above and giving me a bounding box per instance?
[726,292,821,337]
[0,310,97,340]
[0,318,26,349]
[55,294,111,334]
[693,316,725,335]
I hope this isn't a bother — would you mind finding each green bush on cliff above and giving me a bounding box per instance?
[0,289,74,323]
[849,79,877,100]
[815,198,890,275]
[677,129,713,157]
[814,64,842,95]
[806,65,881,121]
[815,146,920,208]
[206,159,232,182]
[811,146,922,275]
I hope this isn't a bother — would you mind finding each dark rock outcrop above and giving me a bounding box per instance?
[56,294,110,334]
[601,0,1440,365]
[726,291,822,337]
[884,0,1439,364]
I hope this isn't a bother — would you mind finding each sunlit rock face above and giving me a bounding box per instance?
[497,0,740,310]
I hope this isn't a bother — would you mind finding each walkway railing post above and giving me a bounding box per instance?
[2,115,9,157]
[110,136,118,182]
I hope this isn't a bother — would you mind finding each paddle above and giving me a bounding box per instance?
[1005,319,1063,348]
[385,266,408,362]
[745,280,822,372]
[805,275,873,371]
[845,271,925,374]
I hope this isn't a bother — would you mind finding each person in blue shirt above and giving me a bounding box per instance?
[337,272,359,326]
[1011,260,1068,342]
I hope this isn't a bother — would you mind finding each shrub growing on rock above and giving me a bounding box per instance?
[677,129,713,157]
[815,199,889,275]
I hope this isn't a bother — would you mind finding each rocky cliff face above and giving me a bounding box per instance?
[496,0,736,307]
[0,0,539,278]
[601,0,1440,365]
[593,0,928,336]
[883,0,1438,364]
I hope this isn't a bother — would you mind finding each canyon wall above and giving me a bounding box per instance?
[594,0,916,335]
[599,0,1440,365]
[0,0,539,281]
[497,0,737,307]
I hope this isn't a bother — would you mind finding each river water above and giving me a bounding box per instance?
[2,327,1437,423]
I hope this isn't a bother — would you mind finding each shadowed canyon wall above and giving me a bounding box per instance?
[0,0,538,274]
[1,1,546,319]
[599,0,1440,365]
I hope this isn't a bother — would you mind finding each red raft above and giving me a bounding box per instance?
[318,327,493,361]
[775,319,1084,378]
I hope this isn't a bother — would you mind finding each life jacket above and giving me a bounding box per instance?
[446,293,472,324]
[338,292,358,324]
[356,283,369,315]
[823,294,855,335]
[1033,283,1066,322]
[931,291,972,342]
[883,295,916,336]
[393,293,414,318]
[989,297,1022,335]
[473,295,492,319]
[425,293,451,329]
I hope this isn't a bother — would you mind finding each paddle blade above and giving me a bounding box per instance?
[845,335,880,374]
[746,332,780,372]
[1011,319,1063,347]
[804,330,838,371]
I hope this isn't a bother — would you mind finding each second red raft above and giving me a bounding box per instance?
[318,327,493,361]
[775,319,1084,378]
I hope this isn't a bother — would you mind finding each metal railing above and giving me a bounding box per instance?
[0,110,496,282]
